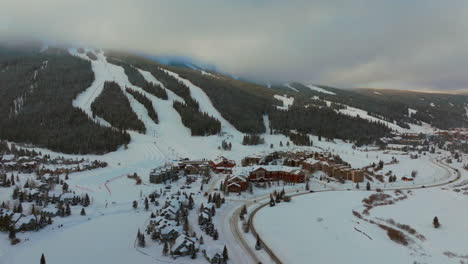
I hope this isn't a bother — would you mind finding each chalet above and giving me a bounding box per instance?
[149,165,177,184]
[225,175,248,193]
[40,205,59,217]
[171,235,198,256]
[203,246,226,264]
[210,157,236,174]
[241,155,262,167]
[14,215,37,231]
[160,206,178,220]
[248,166,305,183]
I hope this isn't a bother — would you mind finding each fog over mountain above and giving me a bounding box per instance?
[2,0,468,91]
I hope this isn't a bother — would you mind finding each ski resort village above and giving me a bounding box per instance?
[0,46,467,264]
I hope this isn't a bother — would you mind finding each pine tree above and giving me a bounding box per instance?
[144,197,149,211]
[133,200,138,209]
[255,234,262,250]
[163,241,169,256]
[199,235,204,245]
[366,182,371,191]
[40,253,46,264]
[80,208,86,216]
[433,216,440,228]
[223,245,229,260]
[8,228,16,239]
[305,182,310,191]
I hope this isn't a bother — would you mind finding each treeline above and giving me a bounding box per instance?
[126,88,158,124]
[168,67,273,134]
[173,101,221,136]
[0,47,130,154]
[107,57,168,100]
[141,82,168,100]
[91,81,146,133]
[269,106,391,146]
[288,132,312,146]
[147,67,199,107]
[242,134,265,145]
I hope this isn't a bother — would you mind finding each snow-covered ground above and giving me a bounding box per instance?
[305,84,336,95]
[274,94,294,110]
[254,180,468,264]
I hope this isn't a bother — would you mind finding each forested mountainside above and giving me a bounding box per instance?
[91,81,146,133]
[1,46,466,154]
[0,44,130,154]
[272,83,468,130]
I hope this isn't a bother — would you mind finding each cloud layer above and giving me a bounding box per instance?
[1,0,468,91]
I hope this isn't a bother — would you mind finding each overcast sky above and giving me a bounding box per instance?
[1,0,468,91]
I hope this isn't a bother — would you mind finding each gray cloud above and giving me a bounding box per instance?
[1,0,468,91]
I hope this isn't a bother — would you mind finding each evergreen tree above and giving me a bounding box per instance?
[433,216,440,228]
[162,242,169,256]
[144,197,149,211]
[223,245,229,260]
[255,234,262,250]
[366,182,371,191]
[133,200,138,209]
[40,253,46,264]
[80,208,86,216]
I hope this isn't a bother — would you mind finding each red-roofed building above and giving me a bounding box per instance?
[210,157,236,173]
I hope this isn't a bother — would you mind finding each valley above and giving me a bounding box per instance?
[0,45,467,264]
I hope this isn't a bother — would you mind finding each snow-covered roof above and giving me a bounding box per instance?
[249,165,300,173]
[204,245,224,259]
[1,154,15,161]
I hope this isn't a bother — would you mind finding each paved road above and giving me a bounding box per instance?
[235,159,461,264]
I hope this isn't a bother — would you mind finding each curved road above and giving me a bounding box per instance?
[232,158,461,264]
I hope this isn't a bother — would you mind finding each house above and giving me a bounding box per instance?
[241,155,261,167]
[210,157,236,174]
[40,205,59,217]
[178,159,211,175]
[248,166,305,183]
[160,206,178,220]
[14,215,37,231]
[171,235,198,256]
[225,175,248,193]
[203,245,226,264]
[149,165,177,184]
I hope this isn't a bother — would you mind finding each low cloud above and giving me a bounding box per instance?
[1,0,468,91]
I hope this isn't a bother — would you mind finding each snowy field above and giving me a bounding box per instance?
[254,167,468,264]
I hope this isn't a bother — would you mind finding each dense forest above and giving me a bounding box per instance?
[168,67,275,134]
[0,45,130,154]
[173,101,221,136]
[126,88,159,124]
[107,57,168,100]
[91,81,146,133]
[272,83,468,130]
[103,52,223,136]
[269,105,391,146]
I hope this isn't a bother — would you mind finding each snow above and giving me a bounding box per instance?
[305,84,336,95]
[254,184,468,264]
[285,83,299,92]
[408,108,417,116]
[373,91,383,95]
[430,102,435,107]
[274,94,294,110]
[314,98,435,134]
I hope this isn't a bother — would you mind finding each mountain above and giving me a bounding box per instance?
[1,44,467,155]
